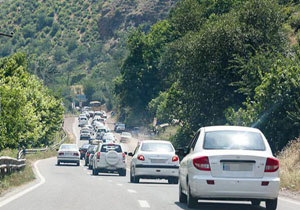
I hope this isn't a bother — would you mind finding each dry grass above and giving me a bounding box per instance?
[0,130,73,196]
[277,138,300,191]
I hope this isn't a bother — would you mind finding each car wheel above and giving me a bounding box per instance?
[85,161,88,166]
[251,200,261,206]
[266,198,277,210]
[130,170,134,183]
[119,169,126,176]
[92,169,98,176]
[57,161,60,166]
[187,186,197,208]
[77,161,80,166]
[179,182,187,203]
[88,165,92,170]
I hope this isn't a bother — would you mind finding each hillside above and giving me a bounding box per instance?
[0,0,178,110]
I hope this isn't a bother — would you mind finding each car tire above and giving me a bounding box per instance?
[187,186,197,208]
[77,161,80,166]
[119,169,126,176]
[266,198,277,210]
[85,161,88,166]
[57,161,60,166]
[179,182,187,203]
[88,165,92,170]
[92,169,98,176]
[251,200,261,206]
[130,170,134,183]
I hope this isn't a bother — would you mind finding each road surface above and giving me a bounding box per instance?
[0,117,300,210]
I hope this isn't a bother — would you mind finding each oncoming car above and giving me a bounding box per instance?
[57,144,80,166]
[178,126,280,209]
[129,140,179,184]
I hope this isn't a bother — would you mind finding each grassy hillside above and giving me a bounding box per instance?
[0,0,177,110]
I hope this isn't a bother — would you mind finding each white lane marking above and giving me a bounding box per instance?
[138,200,150,208]
[117,183,123,186]
[0,160,45,208]
[127,189,137,193]
[279,197,300,206]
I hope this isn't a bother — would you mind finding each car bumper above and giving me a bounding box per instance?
[57,157,80,163]
[135,164,179,178]
[189,175,280,200]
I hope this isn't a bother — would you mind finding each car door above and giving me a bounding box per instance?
[180,130,201,189]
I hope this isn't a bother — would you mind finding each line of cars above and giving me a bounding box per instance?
[59,113,281,210]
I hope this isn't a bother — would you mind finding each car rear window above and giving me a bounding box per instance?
[203,131,266,151]
[141,143,174,152]
[60,144,77,150]
[87,145,96,152]
[101,144,122,153]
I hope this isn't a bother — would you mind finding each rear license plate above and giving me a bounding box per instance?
[223,163,253,171]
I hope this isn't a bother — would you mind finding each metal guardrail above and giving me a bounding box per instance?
[0,156,26,178]
[0,127,67,178]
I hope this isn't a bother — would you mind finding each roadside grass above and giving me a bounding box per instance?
[151,125,179,140]
[0,129,74,196]
[278,138,300,191]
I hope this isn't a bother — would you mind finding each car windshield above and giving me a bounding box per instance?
[60,144,77,150]
[80,118,87,121]
[101,144,122,153]
[203,130,266,151]
[141,142,174,152]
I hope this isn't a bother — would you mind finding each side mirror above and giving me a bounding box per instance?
[124,152,128,155]
[56,148,59,151]
[128,152,134,157]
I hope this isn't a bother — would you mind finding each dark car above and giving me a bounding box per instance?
[85,145,97,166]
[79,143,90,159]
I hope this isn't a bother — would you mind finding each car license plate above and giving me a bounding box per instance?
[223,163,253,171]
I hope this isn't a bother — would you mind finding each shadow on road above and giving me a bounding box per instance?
[175,201,266,210]
[56,163,79,167]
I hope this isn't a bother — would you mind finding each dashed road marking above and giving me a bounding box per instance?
[138,200,150,208]
[127,189,137,193]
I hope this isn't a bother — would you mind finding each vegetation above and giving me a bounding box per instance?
[115,0,300,152]
[278,138,300,191]
[0,53,64,150]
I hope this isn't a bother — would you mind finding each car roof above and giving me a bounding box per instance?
[140,140,173,144]
[202,125,261,133]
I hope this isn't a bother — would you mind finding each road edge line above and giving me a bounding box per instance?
[0,160,46,208]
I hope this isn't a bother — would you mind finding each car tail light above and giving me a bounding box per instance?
[137,154,145,161]
[86,153,90,157]
[206,180,215,185]
[122,153,126,161]
[58,152,64,156]
[264,157,279,172]
[193,156,211,171]
[172,155,179,162]
[97,152,101,159]
[73,152,79,156]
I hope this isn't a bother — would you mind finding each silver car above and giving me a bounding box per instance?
[57,144,80,166]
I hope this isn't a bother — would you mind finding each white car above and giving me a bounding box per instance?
[78,116,88,127]
[129,140,179,184]
[178,126,280,209]
[80,129,91,140]
[92,143,127,176]
[57,144,80,166]
[120,132,132,143]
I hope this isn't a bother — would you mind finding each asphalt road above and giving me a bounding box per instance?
[0,117,300,210]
